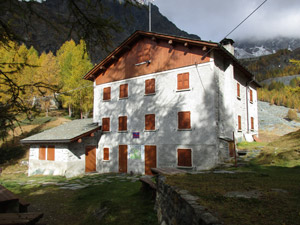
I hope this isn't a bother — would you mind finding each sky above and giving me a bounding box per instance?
[152,0,300,42]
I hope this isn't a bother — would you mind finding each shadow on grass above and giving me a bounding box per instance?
[2,178,158,225]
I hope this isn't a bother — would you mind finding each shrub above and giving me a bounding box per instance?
[287,109,298,121]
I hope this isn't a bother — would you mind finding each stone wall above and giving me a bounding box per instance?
[156,175,221,225]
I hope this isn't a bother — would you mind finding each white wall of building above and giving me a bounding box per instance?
[94,62,221,174]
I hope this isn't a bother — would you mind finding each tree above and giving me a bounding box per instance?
[57,39,93,118]
[0,0,141,140]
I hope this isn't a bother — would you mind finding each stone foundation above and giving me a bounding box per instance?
[155,175,221,225]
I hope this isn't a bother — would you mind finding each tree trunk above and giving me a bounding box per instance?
[69,104,72,117]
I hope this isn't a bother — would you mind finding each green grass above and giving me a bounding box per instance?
[237,141,267,150]
[166,165,300,225]
[254,129,300,167]
[0,174,157,225]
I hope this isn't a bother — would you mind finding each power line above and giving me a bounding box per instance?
[222,0,268,40]
[202,0,268,59]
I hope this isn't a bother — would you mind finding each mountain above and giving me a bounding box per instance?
[0,0,200,63]
[234,37,300,59]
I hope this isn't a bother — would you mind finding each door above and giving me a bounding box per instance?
[119,145,128,173]
[85,146,96,172]
[145,145,157,175]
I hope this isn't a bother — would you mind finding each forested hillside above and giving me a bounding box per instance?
[0,0,199,64]
[0,40,93,120]
[241,48,300,82]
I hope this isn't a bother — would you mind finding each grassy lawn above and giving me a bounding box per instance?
[0,173,158,225]
[166,165,300,225]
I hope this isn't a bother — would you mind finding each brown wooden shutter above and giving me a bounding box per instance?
[39,146,46,160]
[250,89,253,102]
[119,116,127,131]
[177,73,189,90]
[251,117,254,130]
[103,87,111,100]
[145,114,155,130]
[238,115,242,130]
[102,118,110,131]
[47,145,55,161]
[119,84,128,98]
[237,83,240,98]
[178,149,192,167]
[178,111,191,129]
[145,78,155,94]
[103,148,109,160]
[183,73,189,89]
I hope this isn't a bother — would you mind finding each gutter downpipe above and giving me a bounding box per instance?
[246,79,254,133]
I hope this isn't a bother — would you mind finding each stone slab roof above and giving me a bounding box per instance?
[21,118,100,144]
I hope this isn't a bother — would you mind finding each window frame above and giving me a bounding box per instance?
[103,147,110,161]
[118,116,128,132]
[39,145,55,161]
[177,72,190,91]
[238,115,242,131]
[39,146,46,160]
[145,114,156,131]
[251,117,254,130]
[237,82,241,99]
[102,117,110,132]
[145,78,156,95]
[119,83,128,99]
[103,87,111,101]
[249,89,253,103]
[178,111,191,130]
[177,148,192,167]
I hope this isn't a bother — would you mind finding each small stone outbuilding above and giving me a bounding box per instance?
[21,119,101,178]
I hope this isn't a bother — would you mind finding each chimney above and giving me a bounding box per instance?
[220,38,235,55]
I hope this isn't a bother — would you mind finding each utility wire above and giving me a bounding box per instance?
[223,0,268,39]
[201,0,268,59]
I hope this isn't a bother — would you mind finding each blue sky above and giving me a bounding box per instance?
[153,0,300,42]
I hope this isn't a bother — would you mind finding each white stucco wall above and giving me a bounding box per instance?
[28,131,101,177]
[94,63,221,174]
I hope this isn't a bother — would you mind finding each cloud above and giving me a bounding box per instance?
[154,0,300,41]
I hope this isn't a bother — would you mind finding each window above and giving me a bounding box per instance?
[238,115,242,131]
[145,114,155,131]
[119,84,128,99]
[251,117,254,130]
[39,146,46,160]
[103,87,111,101]
[250,89,253,103]
[145,78,155,95]
[39,145,55,161]
[237,83,241,99]
[178,111,191,129]
[102,118,110,132]
[177,149,192,167]
[103,148,109,160]
[177,72,189,90]
[118,116,127,131]
[47,145,55,161]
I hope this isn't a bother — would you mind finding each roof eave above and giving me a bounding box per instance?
[83,30,219,81]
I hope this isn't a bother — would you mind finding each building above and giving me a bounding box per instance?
[22,31,260,177]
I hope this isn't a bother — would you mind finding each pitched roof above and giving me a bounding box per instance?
[84,30,260,87]
[20,119,100,144]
